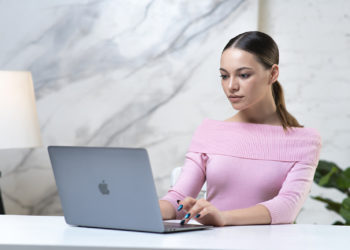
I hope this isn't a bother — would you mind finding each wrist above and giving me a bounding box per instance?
[221,209,240,226]
[159,200,176,220]
[221,210,232,226]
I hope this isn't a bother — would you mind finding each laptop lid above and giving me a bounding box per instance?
[48,146,166,233]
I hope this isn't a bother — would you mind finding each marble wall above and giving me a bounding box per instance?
[259,0,350,224]
[0,0,257,215]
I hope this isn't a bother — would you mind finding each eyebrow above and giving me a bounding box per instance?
[219,67,253,73]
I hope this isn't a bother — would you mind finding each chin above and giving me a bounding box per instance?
[231,103,246,111]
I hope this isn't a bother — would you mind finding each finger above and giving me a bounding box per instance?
[176,196,196,212]
[194,206,211,220]
[193,207,225,227]
[179,197,196,212]
[183,199,208,222]
[181,199,212,225]
[181,206,210,225]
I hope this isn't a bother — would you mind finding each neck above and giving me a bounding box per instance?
[235,92,280,125]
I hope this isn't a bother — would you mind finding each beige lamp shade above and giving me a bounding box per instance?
[0,71,42,149]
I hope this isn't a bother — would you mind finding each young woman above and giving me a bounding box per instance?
[159,31,322,227]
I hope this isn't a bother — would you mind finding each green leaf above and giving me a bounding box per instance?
[335,174,350,189]
[314,161,334,183]
[313,160,350,225]
[314,161,350,193]
[332,221,345,225]
[339,198,350,224]
[318,167,338,186]
[317,160,338,172]
[311,196,342,213]
[340,200,350,224]
[314,161,342,187]
[343,168,350,178]
[342,197,350,209]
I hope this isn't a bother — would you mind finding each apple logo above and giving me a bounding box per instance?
[98,180,110,195]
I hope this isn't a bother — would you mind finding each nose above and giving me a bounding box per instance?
[228,76,239,92]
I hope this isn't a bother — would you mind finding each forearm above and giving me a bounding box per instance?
[222,204,272,226]
[159,200,176,220]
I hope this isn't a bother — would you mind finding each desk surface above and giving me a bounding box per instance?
[0,215,349,250]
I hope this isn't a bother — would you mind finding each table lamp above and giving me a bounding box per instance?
[0,70,43,214]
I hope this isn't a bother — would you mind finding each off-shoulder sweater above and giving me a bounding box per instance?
[160,118,322,224]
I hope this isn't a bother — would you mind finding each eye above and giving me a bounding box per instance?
[220,74,229,80]
[240,73,250,79]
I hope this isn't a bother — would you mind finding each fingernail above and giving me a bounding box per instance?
[180,220,185,225]
[177,204,183,211]
[176,200,180,204]
[185,213,191,219]
[195,214,200,218]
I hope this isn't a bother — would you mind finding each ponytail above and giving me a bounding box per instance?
[272,81,303,130]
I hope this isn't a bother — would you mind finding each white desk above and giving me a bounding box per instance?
[0,215,349,250]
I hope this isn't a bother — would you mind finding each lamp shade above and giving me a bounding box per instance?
[0,71,42,149]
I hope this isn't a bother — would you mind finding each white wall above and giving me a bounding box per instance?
[259,0,350,224]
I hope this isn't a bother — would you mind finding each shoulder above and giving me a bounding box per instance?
[187,119,322,164]
[288,126,322,145]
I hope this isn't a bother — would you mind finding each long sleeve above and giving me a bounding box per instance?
[160,152,207,219]
[258,162,317,224]
[161,118,322,223]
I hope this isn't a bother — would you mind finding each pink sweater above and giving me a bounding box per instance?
[161,118,322,224]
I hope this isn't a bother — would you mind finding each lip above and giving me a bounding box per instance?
[229,95,243,98]
[228,95,244,103]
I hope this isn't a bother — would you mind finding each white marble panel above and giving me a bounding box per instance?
[0,0,258,215]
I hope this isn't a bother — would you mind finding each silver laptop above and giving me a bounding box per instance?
[48,146,212,233]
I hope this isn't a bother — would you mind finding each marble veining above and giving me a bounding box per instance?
[0,0,257,215]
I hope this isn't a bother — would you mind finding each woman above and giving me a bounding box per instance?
[159,31,322,227]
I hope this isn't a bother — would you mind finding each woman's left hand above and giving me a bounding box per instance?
[178,197,226,227]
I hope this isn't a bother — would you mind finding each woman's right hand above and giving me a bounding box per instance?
[177,197,226,227]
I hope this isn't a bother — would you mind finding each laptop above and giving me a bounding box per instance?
[48,146,212,233]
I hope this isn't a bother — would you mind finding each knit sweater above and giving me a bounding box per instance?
[160,118,322,224]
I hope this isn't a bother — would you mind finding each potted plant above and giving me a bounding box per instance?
[312,160,350,225]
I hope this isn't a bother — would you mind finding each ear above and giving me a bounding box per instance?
[269,64,279,85]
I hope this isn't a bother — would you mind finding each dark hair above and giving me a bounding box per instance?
[223,31,303,130]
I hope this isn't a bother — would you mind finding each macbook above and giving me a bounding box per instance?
[48,146,212,233]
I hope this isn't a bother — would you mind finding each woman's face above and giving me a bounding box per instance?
[219,48,276,111]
